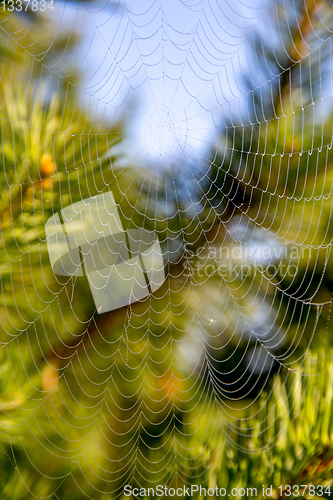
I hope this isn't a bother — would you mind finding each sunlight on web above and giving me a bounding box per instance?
[0,0,332,497]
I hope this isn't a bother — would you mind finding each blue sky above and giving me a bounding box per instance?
[52,0,273,168]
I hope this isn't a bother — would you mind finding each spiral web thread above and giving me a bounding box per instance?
[0,0,332,497]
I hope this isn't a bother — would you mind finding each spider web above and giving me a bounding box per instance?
[0,0,332,497]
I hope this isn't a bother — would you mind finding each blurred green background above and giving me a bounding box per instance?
[0,1,332,499]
